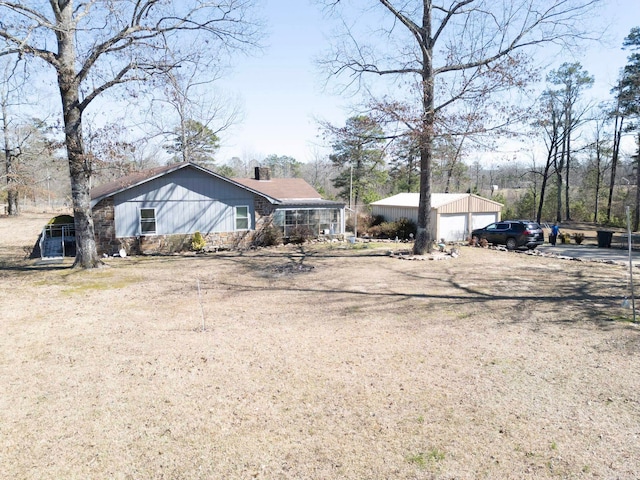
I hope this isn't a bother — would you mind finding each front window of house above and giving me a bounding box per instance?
[140,208,156,234]
[235,206,249,230]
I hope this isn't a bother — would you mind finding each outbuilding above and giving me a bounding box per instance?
[370,193,503,242]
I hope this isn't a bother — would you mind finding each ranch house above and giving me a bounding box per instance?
[90,162,345,255]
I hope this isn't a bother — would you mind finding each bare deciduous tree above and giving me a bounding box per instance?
[546,62,593,221]
[0,1,260,267]
[83,121,144,185]
[319,0,601,254]
[1,57,28,215]
[148,61,243,167]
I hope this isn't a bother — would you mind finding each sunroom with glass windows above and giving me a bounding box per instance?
[272,203,344,238]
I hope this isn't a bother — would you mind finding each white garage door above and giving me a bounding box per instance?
[472,213,498,230]
[439,214,467,242]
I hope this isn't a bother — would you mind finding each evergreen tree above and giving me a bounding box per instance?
[166,119,220,167]
[327,116,387,207]
[388,136,420,194]
[262,154,302,178]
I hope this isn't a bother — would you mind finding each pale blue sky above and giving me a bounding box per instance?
[216,0,639,164]
[217,0,343,163]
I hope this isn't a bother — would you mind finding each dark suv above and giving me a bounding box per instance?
[471,220,544,250]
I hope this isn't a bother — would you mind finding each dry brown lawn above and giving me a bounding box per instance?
[1,212,639,479]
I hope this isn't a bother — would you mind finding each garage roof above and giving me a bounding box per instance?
[371,193,479,208]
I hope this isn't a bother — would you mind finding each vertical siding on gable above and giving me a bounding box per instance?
[437,196,501,214]
[112,167,256,237]
[436,198,466,214]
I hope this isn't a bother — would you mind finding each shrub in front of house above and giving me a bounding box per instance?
[287,225,315,244]
[395,217,417,240]
[191,231,206,251]
[370,214,385,227]
[366,222,393,238]
[367,217,417,240]
[254,223,283,247]
[346,212,378,234]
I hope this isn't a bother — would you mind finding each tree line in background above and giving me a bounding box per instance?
[3,25,640,228]
[1,1,638,267]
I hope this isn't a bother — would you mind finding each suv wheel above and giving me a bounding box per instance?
[506,237,517,250]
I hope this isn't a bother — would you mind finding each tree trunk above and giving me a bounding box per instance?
[556,131,565,223]
[56,4,101,268]
[536,147,555,223]
[593,140,601,223]
[564,111,572,220]
[6,187,18,215]
[413,0,433,255]
[4,154,19,216]
[556,172,563,222]
[607,110,624,222]
[415,135,434,253]
[67,128,101,268]
[635,133,640,232]
[2,101,19,215]
[538,101,561,223]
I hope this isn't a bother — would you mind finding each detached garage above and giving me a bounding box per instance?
[370,193,503,242]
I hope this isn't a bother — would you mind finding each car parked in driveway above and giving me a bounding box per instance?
[471,220,545,250]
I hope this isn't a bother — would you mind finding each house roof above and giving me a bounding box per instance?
[232,177,345,207]
[370,193,503,208]
[231,177,321,200]
[90,162,344,208]
[90,162,280,208]
[276,198,345,207]
[90,163,184,202]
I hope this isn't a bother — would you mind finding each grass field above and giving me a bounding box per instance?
[1,213,639,479]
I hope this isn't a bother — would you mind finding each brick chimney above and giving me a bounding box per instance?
[254,167,271,181]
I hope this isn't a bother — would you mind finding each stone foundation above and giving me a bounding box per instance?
[109,231,256,256]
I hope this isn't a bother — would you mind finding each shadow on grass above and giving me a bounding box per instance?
[213,254,635,328]
[2,245,636,328]
[0,243,395,272]
[0,260,73,272]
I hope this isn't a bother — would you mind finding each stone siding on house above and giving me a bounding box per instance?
[93,198,119,255]
[254,194,275,228]
[116,231,254,255]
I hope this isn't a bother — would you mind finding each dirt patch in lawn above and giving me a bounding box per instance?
[1,213,639,479]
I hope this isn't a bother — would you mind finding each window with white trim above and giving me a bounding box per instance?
[235,206,249,230]
[140,208,157,234]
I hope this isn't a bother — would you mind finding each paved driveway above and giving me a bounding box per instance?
[536,244,640,266]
